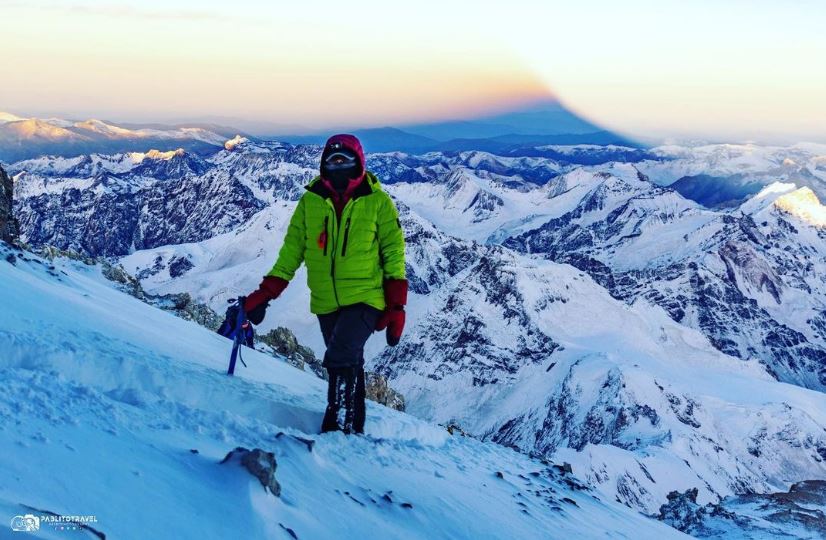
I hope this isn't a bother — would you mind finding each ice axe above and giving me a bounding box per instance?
[216,296,252,375]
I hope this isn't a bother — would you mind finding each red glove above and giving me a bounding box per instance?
[376,279,408,346]
[244,276,288,324]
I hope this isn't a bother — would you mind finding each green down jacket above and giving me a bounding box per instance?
[266,171,406,314]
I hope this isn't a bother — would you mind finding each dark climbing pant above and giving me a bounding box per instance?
[317,303,381,434]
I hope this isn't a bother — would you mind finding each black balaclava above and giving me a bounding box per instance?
[321,148,360,193]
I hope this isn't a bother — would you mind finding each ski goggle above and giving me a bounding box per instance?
[323,150,358,170]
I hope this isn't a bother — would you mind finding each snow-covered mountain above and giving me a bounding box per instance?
[0,111,233,162]
[9,147,277,256]
[637,143,826,207]
[0,242,689,540]
[372,225,826,514]
[8,137,826,537]
[503,163,826,392]
[6,140,625,256]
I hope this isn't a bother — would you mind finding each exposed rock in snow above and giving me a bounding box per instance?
[168,255,194,278]
[221,447,281,497]
[658,488,709,534]
[0,164,18,243]
[258,326,326,378]
[365,372,406,412]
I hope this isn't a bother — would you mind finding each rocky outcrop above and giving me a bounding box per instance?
[657,488,716,535]
[220,447,280,496]
[0,165,18,243]
[151,292,224,331]
[658,481,826,538]
[168,255,194,278]
[100,259,146,299]
[365,372,405,412]
[258,327,325,378]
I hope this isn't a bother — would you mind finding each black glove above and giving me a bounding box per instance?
[246,301,269,326]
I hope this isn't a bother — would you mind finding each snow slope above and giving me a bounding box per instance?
[0,245,685,539]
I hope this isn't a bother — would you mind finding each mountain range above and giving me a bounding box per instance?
[0,100,637,161]
[278,100,636,153]
[0,111,235,162]
[4,133,826,538]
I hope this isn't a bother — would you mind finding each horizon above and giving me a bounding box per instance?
[3,104,824,148]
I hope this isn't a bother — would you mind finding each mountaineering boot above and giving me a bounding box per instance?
[321,369,342,433]
[339,368,357,434]
[353,368,366,434]
[321,368,357,433]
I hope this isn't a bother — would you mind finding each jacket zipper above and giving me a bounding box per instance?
[322,216,329,256]
[341,217,352,257]
[329,199,356,310]
[329,206,341,308]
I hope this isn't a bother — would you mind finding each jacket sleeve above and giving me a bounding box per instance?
[377,193,406,280]
[267,196,306,281]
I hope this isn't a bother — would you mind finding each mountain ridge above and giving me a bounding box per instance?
[0,112,238,162]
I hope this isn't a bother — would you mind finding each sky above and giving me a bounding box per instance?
[1,0,824,142]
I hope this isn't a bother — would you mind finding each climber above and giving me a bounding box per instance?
[243,134,407,434]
